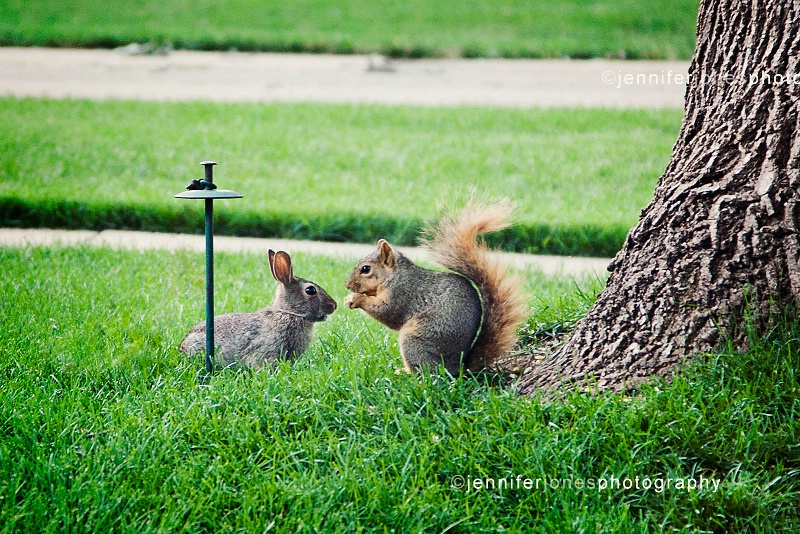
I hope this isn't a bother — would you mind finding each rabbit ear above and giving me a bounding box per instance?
[377,239,396,268]
[271,251,294,285]
[268,249,278,280]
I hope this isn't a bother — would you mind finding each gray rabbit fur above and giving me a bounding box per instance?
[180,250,337,369]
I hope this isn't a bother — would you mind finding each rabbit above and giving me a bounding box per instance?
[180,249,337,369]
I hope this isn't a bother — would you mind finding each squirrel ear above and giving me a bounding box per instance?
[272,251,294,285]
[377,239,396,268]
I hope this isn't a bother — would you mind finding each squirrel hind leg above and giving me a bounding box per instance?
[399,328,465,376]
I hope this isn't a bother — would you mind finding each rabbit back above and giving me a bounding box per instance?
[180,308,314,369]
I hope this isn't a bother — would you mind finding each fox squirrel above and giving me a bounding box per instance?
[344,201,528,375]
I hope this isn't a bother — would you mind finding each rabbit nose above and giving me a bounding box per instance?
[326,299,338,314]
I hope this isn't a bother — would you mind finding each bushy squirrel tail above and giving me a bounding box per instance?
[421,200,528,371]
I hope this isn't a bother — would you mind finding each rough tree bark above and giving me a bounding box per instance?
[519,0,800,395]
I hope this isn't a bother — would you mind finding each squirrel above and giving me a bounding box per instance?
[343,201,528,375]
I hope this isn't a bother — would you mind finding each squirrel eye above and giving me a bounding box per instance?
[360,265,371,275]
[305,286,317,296]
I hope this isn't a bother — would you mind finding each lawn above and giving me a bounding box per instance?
[0,98,682,257]
[0,0,699,60]
[0,245,797,531]
[4,2,797,529]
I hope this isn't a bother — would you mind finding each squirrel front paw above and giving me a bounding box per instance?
[344,292,363,309]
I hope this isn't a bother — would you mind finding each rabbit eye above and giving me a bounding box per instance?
[360,265,371,275]
[305,286,317,296]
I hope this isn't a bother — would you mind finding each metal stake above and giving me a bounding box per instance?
[175,161,242,378]
[202,161,216,376]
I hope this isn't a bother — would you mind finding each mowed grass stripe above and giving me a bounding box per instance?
[0,98,682,256]
[0,0,699,59]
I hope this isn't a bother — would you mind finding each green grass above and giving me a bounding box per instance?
[1,245,798,532]
[0,0,699,60]
[0,98,682,257]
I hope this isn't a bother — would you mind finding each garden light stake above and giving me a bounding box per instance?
[175,161,243,378]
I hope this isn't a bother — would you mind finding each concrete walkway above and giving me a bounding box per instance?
[0,46,688,108]
[0,228,611,278]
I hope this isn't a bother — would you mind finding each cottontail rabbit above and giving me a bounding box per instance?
[180,250,337,369]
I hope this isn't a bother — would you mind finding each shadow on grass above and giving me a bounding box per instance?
[0,197,626,257]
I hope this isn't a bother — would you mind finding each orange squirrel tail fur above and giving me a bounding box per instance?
[420,200,528,370]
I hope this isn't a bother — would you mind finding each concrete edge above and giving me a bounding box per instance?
[0,228,611,278]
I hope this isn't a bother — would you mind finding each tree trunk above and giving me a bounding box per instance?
[519,0,800,395]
